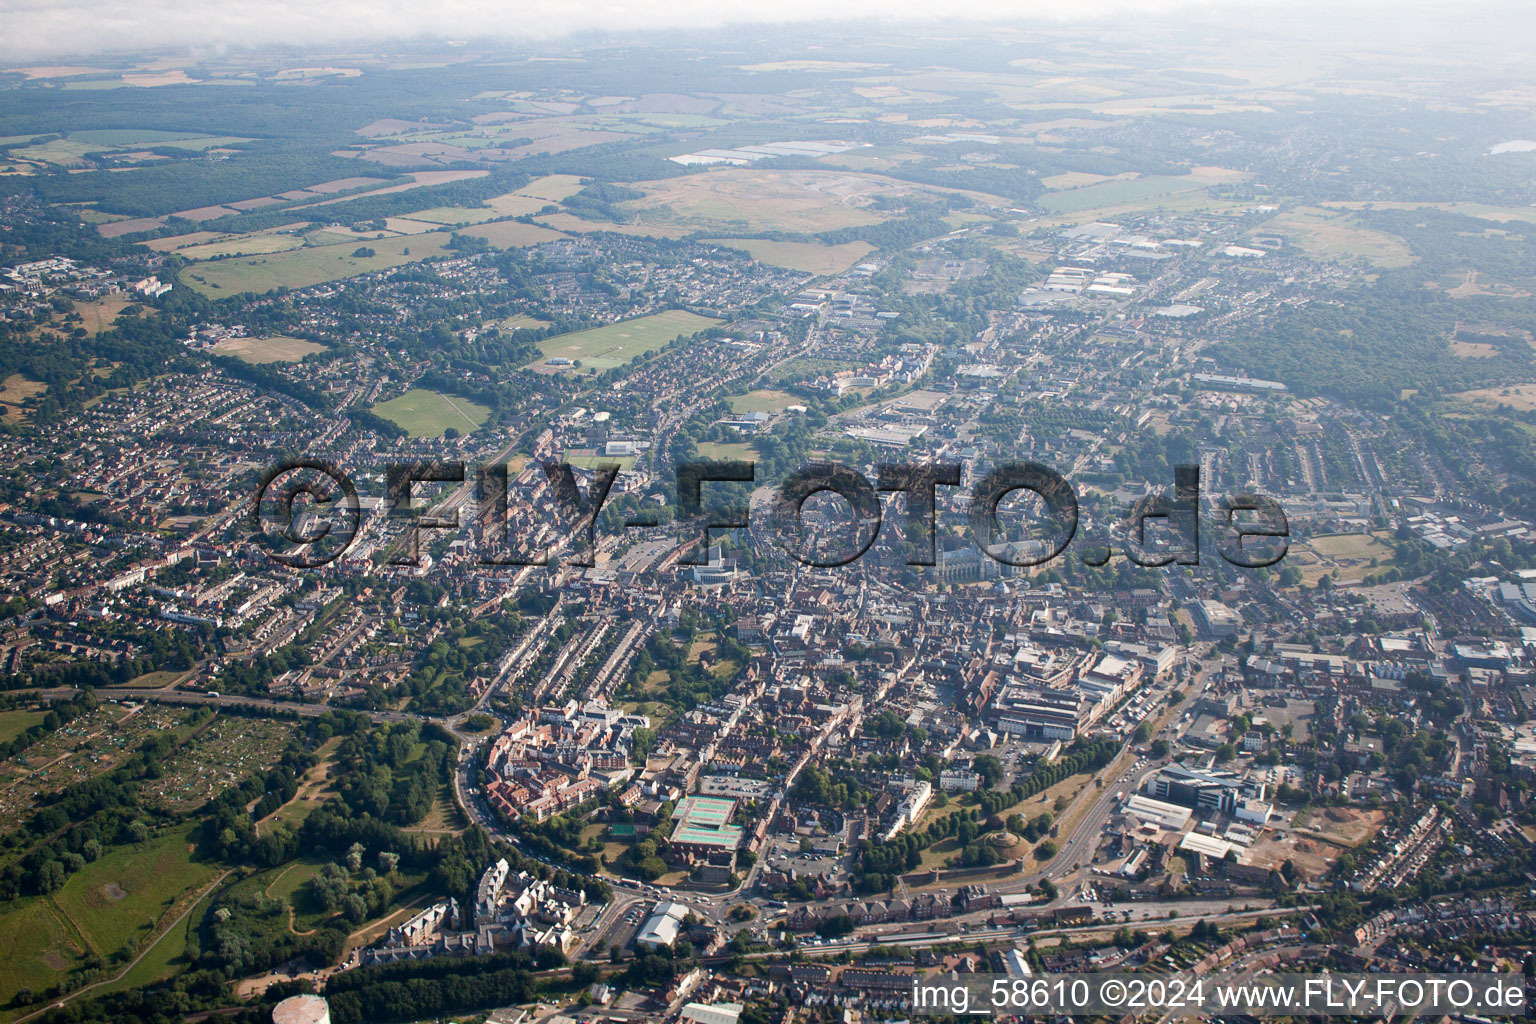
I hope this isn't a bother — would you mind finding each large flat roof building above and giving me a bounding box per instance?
[1147,763,1265,814]
[671,796,743,854]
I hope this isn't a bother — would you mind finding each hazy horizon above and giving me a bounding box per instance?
[2,0,1532,65]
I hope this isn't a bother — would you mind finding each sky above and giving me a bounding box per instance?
[0,0,1523,64]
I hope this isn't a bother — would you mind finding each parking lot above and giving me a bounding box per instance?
[761,835,846,880]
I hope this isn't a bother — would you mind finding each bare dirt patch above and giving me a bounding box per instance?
[1297,805,1386,847]
[1246,833,1341,880]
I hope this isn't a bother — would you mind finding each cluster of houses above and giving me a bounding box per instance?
[482,698,648,822]
[361,858,587,964]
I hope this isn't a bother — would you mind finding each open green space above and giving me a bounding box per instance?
[701,238,874,275]
[764,355,858,387]
[693,441,756,460]
[120,670,182,688]
[1253,207,1414,267]
[50,825,219,958]
[70,129,226,146]
[266,857,326,911]
[93,874,225,997]
[178,230,455,296]
[532,310,719,371]
[728,389,800,413]
[405,205,504,226]
[0,897,85,1003]
[493,314,549,332]
[515,173,587,202]
[371,388,490,437]
[175,232,305,260]
[619,169,885,234]
[1038,174,1210,214]
[212,335,327,364]
[0,709,49,745]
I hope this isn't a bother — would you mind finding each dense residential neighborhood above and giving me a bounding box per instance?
[1,9,1536,1024]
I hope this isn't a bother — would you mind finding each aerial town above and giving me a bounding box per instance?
[1,8,1536,1024]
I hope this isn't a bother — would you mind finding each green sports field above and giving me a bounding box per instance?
[211,335,327,364]
[371,388,491,437]
[532,310,719,371]
[728,389,799,413]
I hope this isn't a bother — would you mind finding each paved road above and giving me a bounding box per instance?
[1017,654,1224,891]
[34,685,428,726]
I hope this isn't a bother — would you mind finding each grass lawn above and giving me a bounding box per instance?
[71,129,219,146]
[1253,207,1413,267]
[693,441,755,461]
[93,874,226,997]
[51,825,218,958]
[121,670,183,688]
[765,355,857,387]
[0,373,46,424]
[75,208,130,224]
[408,787,468,834]
[701,238,873,275]
[493,313,549,332]
[518,174,587,201]
[0,709,48,745]
[178,229,455,296]
[1310,531,1394,561]
[728,389,799,413]
[1320,199,1536,227]
[917,836,963,871]
[482,193,551,217]
[1038,175,1210,214]
[265,857,326,908]
[212,335,327,364]
[76,294,135,334]
[371,388,490,437]
[911,799,971,840]
[176,232,305,260]
[404,205,504,225]
[534,213,695,239]
[619,700,676,731]
[1298,530,1396,585]
[257,736,341,836]
[1455,383,1536,411]
[620,169,884,234]
[458,220,567,248]
[532,310,719,371]
[0,897,86,1004]
[140,230,224,252]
